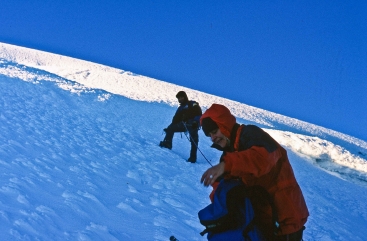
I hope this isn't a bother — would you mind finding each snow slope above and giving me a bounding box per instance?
[0,42,367,240]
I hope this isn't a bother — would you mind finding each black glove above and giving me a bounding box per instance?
[191,121,198,129]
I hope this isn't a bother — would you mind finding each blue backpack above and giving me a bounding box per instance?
[198,179,267,241]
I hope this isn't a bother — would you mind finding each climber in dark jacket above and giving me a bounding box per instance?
[159,91,202,163]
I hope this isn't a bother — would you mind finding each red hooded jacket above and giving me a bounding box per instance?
[200,104,309,237]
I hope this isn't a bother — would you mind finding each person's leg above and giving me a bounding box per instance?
[160,123,185,149]
[188,128,199,162]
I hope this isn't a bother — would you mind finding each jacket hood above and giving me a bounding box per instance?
[200,104,236,139]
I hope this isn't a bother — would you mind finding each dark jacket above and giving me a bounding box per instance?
[172,100,202,125]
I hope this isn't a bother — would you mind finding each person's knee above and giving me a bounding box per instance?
[166,124,177,132]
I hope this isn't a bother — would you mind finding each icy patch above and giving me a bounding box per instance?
[267,129,367,186]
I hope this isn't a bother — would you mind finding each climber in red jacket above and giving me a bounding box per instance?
[200,104,309,241]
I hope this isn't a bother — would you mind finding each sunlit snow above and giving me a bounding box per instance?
[0,42,366,240]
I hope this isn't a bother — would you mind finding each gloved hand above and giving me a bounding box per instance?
[191,121,198,129]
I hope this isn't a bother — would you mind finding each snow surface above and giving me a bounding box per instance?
[0,42,366,240]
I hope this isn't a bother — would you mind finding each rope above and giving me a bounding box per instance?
[182,121,213,167]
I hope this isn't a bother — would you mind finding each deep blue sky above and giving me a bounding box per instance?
[1,1,366,141]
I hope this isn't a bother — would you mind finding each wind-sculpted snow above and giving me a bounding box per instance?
[1,42,367,182]
[0,75,212,240]
[0,42,367,240]
[2,57,366,186]
[1,43,366,151]
[267,130,367,185]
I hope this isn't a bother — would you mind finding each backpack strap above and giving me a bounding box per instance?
[247,185,279,239]
[242,217,256,239]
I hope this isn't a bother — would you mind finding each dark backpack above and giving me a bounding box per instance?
[198,179,267,241]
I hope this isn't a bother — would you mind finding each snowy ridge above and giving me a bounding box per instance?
[1,42,366,151]
[1,42,367,185]
[1,42,367,240]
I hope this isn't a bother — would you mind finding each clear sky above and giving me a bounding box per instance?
[1,0,366,141]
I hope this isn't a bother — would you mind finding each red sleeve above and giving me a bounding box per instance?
[222,145,282,178]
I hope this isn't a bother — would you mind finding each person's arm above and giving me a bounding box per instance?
[191,102,202,117]
[171,107,183,124]
[201,162,225,187]
[222,145,282,178]
[186,102,202,120]
[201,145,281,187]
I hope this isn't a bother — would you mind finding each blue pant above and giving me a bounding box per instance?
[163,122,199,160]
